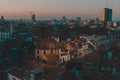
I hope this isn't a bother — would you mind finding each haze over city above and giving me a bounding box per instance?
[0,0,120,19]
[1,0,120,80]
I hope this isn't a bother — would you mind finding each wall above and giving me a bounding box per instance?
[7,73,22,80]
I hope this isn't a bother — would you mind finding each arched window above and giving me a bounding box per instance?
[44,51,46,55]
[37,49,39,54]
[51,48,53,53]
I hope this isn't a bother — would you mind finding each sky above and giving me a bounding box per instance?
[0,0,120,19]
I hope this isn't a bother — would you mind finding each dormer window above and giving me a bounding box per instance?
[51,48,53,53]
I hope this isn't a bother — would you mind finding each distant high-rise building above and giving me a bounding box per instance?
[62,16,67,22]
[1,16,4,19]
[1,16,4,21]
[76,17,81,23]
[31,14,36,23]
[100,8,112,21]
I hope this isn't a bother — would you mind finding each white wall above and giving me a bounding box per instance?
[8,73,22,80]
[59,55,70,63]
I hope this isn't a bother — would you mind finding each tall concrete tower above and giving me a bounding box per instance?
[31,14,36,23]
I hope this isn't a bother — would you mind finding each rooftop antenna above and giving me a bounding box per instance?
[105,0,108,8]
[23,11,34,20]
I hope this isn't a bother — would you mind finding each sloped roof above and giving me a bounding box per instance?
[8,59,65,80]
[35,38,59,49]
[45,53,59,65]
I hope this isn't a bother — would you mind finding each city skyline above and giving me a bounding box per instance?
[0,0,120,19]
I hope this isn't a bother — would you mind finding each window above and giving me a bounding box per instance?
[79,53,81,55]
[37,56,39,59]
[37,50,39,54]
[44,51,46,55]
[51,48,53,53]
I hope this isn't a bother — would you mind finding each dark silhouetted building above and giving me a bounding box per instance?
[31,14,36,23]
[1,16,4,21]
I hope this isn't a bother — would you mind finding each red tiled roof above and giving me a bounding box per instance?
[35,38,59,49]
[45,53,59,65]
[8,59,65,80]
[39,66,65,80]
[9,67,29,79]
